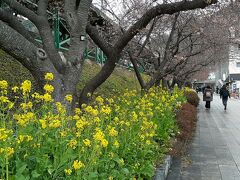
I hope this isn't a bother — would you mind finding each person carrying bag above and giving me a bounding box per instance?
[203,85,213,109]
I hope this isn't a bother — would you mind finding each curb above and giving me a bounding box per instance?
[154,155,172,180]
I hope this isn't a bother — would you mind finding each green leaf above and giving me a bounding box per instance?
[86,171,99,180]
[121,168,130,175]
[14,174,29,180]
[140,163,154,177]
[16,161,27,175]
[109,161,116,168]
[32,170,41,178]
[47,168,54,175]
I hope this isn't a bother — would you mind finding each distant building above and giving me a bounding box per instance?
[215,27,240,93]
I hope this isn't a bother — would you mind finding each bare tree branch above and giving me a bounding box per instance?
[114,0,218,51]
[127,51,146,88]
[86,23,113,56]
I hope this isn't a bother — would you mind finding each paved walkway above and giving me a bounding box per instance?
[167,94,240,180]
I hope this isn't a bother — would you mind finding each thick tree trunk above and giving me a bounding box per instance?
[0,20,80,109]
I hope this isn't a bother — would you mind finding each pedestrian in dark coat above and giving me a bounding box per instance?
[220,85,230,110]
[203,85,213,109]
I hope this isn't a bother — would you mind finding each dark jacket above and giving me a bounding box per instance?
[220,88,230,99]
[203,87,213,101]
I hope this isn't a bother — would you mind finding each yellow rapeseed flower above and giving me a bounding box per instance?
[146,140,151,145]
[93,117,100,123]
[101,106,111,114]
[132,111,138,121]
[72,160,85,170]
[44,73,54,81]
[93,128,105,141]
[84,105,93,113]
[42,93,52,102]
[96,96,104,105]
[39,119,47,129]
[65,94,72,103]
[113,140,120,148]
[43,84,54,93]
[0,128,12,141]
[59,131,67,137]
[26,135,33,142]
[17,135,25,143]
[101,139,108,148]
[76,119,88,129]
[14,112,35,126]
[6,147,14,157]
[75,131,81,138]
[75,108,81,114]
[32,92,41,99]
[109,127,118,137]
[0,96,9,103]
[91,109,99,116]
[20,102,33,110]
[12,86,18,93]
[83,139,91,147]
[68,139,77,149]
[64,169,72,175]
[7,101,14,109]
[119,158,124,166]
[49,120,61,128]
[0,80,8,90]
[21,80,31,94]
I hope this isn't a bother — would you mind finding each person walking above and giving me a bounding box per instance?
[220,84,230,110]
[216,86,219,94]
[203,85,213,109]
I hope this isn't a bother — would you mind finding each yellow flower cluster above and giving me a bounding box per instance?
[14,112,35,126]
[0,75,186,179]
[0,80,8,90]
[43,84,54,94]
[64,168,72,175]
[65,94,72,103]
[21,80,31,95]
[96,96,104,105]
[44,73,54,81]
[49,119,61,128]
[108,127,118,137]
[68,139,77,149]
[0,147,14,157]
[0,95,14,109]
[83,139,91,147]
[72,160,85,170]
[20,102,33,110]
[17,135,33,143]
[0,128,13,141]
[93,128,108,147]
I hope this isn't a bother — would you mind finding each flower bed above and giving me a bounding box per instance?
[0,74,186,179]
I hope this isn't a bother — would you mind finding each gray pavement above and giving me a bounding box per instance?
[167,94,240,180]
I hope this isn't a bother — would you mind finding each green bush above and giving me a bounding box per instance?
[184,88,200,107]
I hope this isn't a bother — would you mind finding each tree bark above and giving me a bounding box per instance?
[0,20,79,107]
